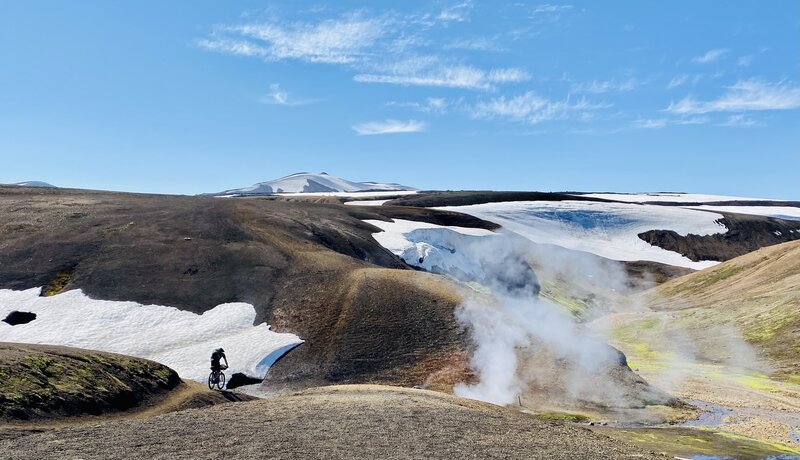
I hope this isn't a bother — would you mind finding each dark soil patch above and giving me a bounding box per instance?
[2,311,36,326]
[226,373,263,389]
[385,191,612,208]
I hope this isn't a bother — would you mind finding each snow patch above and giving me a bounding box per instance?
[365,219,540,296]
[0,288,303,383]
[344,199,390,206]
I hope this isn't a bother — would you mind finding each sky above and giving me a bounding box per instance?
[1,1,799,198]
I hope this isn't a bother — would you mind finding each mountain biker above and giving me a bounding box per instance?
[210,348,228,373]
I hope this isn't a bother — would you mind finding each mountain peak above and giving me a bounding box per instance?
[210,173,415,196]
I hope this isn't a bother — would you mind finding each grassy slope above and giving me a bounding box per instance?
[645,240,800,377]
[0,343,181,421]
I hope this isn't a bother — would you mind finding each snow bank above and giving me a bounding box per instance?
[366,219,498,277]
[365,219,541,296]
[583,192,775,203]
[688,205,800,221]
[344,199,390,206]
[436,201,726,269]
[0,288,303,383]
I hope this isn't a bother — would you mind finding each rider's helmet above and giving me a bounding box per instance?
[217,348,225,353]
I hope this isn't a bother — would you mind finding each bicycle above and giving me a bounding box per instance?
[208,365,227,390]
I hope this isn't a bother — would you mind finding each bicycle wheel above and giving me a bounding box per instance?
[208,372,215,390]
[217,372,226,390]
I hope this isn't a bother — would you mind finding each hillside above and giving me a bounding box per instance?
[645,240,800,376]
[0,186,667,411]
[0,186,479,389]
[0,385,669,460]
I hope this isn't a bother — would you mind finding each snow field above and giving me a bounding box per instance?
[435,201,727,269]
[0,288,303,383]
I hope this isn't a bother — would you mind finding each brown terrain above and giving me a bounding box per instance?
[0,186,483,390]
[3,187,800,458]
[0,185,665,406]
[0,385,669,460]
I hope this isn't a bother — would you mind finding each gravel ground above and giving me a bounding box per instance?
[0,385,668,460]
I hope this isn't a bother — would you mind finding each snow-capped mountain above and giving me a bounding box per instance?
[210,172,416,196]
[10,181,56,188]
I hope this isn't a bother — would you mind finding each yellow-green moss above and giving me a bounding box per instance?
[42,270,73,296]
[1,348,180,420]
[533,411,590,423]
[595,426,800,459]
[104,221,135,234]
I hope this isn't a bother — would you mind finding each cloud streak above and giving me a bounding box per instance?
[355,64,529,90]
[352,119,427,135]
[213,17,387,64]
[692,48,728,64]
[260,83,314,106]
[666,79,800,114]
[473,91,606,124]
[572,78,636,94]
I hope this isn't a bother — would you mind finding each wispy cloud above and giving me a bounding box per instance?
[532,4,574,16]
[632,118,668,129]
[736,55,753,67]
[200,16,388,64]
[438,1,473,23]
[444,37,504,52]
[666,79,800,114]
[631,116,709,129]
[352,119,426,135]
[720,114,761,127]
[355,64,529,90]
[200,11,528,92]
[692,48,728,64]
[260,83,314,106]
[572,78,636,94]
[473,92,605,124]
[387,97,449,113]
[666,75,689,89]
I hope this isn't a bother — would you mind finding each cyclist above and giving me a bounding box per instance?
[210,348,228,374]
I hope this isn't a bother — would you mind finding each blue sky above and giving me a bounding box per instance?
[1,1,798,198]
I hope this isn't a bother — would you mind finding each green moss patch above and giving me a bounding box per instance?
[41,270,74,297]
[0,344,181,421]
[595,426,800,460]
[532,411,590,423]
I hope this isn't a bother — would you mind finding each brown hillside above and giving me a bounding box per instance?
[0,385,669,460]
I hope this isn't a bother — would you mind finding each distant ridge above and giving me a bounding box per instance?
[9,181,56,188]
[209,172,416,196]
